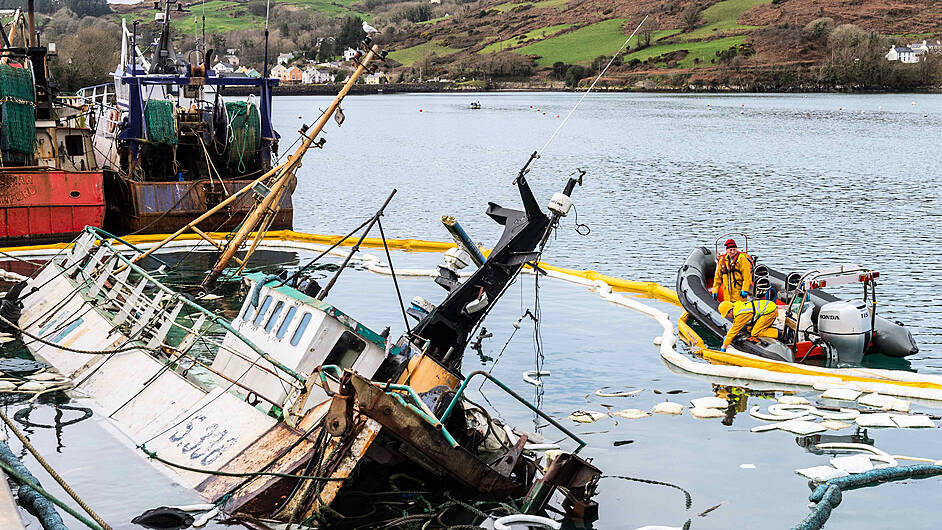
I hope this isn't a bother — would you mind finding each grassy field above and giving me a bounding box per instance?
[625,35,747,68]
[515,18,631,66]
[682,0,770,40]
[478,23,573,54]
[388,40,462,66]
[418,14,451,25]
[491,0,569,13]
[117,0,368,35]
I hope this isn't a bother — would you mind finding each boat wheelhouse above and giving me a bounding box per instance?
[77,5,292,236]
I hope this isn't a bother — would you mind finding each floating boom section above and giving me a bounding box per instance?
[411,174,550,370]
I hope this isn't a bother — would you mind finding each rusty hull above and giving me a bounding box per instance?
[347,373,524,496]
[102,171,294,236]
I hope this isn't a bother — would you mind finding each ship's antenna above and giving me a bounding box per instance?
[262,0,270,78]
[533,15,648,163]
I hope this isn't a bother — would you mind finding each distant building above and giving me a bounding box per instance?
[886,46,918,63]
[277,52,295,65]
[342,48,359,62]
[270,64,289,80]
[285,65,303,83]
[212,61,234,73]
[364,72,388,85]
[245,68,261,78]
[303,67,332,84]
[223,54,240,67]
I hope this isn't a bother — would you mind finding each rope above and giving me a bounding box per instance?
[0,313,156,355]
[137,444,348,481]
[0,446,102,530]
[602,474,693,509]
[793,464,942,530]
[536,16,647,160]
[0,248,42,266]
[0,409,111,529]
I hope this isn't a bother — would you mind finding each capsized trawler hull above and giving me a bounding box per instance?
[11,226,598,525]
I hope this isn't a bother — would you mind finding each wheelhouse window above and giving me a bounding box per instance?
[264,301,284,333]
[276,306,297,340]
[323,331,367,370]
[64,135,85,157]
[290,312,312,347]
[252,295,272,327]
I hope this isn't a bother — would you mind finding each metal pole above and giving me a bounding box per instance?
[201,43,382,290]
[317,188,397,300]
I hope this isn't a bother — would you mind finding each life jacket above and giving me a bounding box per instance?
[718,252,750,288]
[733,299,777,324]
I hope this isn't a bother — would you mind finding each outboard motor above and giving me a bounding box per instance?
[817,300,872,365]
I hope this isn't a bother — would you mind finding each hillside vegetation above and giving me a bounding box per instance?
[35,0,942,91]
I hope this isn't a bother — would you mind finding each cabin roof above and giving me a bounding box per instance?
[245,272,395,352]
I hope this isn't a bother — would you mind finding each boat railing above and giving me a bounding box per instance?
[45,227,307,405]
[440,370,587,453]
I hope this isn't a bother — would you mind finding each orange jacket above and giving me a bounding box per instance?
[713,252,752,302]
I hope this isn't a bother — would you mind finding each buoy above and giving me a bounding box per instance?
[556,114,560,118]
[529,105,533,108]
[419,109,423,112]
[297,115,302,119]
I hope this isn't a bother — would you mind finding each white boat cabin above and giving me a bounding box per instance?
[213,273,396,409]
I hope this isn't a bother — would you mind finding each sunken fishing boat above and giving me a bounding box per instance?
[2,40,601,528]
[677,233,918,365]
[0,8,104,246]
[76,0,291,236]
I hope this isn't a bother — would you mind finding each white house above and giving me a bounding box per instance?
[224,54,240,67]
[342,48,359,61]
[886,46,918,63]
[303,67,332,84]
[212,61,234,73]
[277,52,295,65]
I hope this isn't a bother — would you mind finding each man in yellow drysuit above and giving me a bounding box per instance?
[717,299,778,351]
[712,239,752,303]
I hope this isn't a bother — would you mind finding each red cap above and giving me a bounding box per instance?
[725,239,737,249]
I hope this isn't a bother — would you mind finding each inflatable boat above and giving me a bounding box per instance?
[676,239,918,366]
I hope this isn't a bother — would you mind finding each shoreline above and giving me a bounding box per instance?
[223,82,942,96]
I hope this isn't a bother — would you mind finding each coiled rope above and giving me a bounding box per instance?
[793,464,942,530]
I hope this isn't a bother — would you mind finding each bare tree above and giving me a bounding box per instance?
[682,5,702,32]
[639,17,658,49]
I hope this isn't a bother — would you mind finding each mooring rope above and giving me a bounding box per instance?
[536,15,648,160]
[0,409,110,529]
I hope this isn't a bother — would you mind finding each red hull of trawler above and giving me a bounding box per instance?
[0,169,105,246]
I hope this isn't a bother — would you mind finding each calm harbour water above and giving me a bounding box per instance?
[4,92,942,529]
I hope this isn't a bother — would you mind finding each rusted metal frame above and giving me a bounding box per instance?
[440,370,586,453]
[348,374,518,494]
[382,383,458,447]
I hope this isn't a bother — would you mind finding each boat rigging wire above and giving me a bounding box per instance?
[534,15,648,163]
[377,217,411,334]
